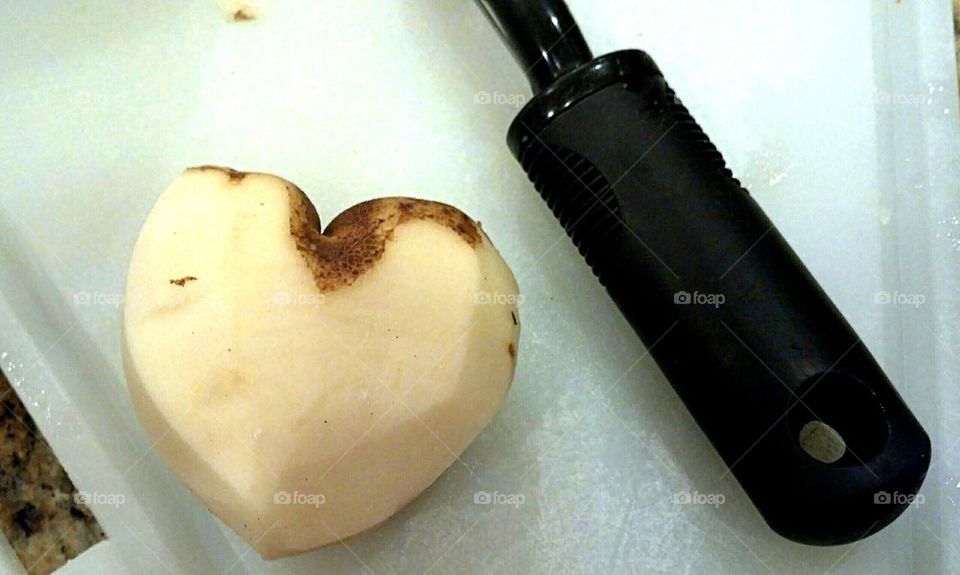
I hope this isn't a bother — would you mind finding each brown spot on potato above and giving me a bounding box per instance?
[288,188,482,291]
[233,9,254,21]
[507,343,516,359]
[169,276,198,287]
[201,367,247,404]
[188,165,247,183]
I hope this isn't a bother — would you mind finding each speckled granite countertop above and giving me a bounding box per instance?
[0,372,104,575]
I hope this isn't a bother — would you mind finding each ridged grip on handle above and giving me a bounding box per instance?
[507,50,930,545]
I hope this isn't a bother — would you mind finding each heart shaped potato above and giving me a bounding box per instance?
[122,167,520,558]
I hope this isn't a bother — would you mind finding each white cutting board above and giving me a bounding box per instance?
[0,1,957,573]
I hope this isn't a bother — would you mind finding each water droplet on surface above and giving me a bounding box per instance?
[769,172,788,186]
[937,215,960,251]
[879,206,893,225]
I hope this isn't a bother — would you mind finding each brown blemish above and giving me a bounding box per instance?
[169,276,198,287]
[511,311,518,325]
[202,367,246,404]
[507,343,516,359]
[288,187,483,291]
[188,165,247,183]
[232,9,254,21]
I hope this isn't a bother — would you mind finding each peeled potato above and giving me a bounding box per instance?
[122,166,520,558]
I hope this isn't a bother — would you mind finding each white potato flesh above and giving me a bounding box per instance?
[122,167,520,558]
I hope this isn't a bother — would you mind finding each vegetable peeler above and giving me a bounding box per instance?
[475,0,930,545]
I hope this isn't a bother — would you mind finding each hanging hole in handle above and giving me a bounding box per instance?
[798,421,846,464]
[788,373,890,467]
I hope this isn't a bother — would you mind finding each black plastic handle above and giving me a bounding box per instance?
[478,0,931,546]
[506,49,931,545]
[475,0,593,93]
